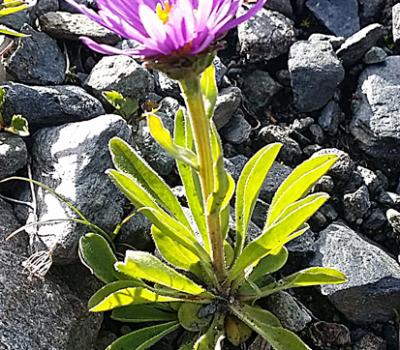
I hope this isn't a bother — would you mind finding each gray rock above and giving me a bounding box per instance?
[85,55,155,101]
[117,212,153,252]
[248,336,271,350]
[308,33,345,50]
[251,199,269,229]
[39,11,119,44]
[357,166,384,194]
[158,97,180,117]
[30,114,131,264]
[0,198,27,255]
[0,8,34,31]
[36,0,60,16]
[350,56,400,160]
[1,82,105,127]
[0,132,27,180]
[213,87,242,129]
[306,0,360,38]
[241,70,282,112]
[0,248,102,350]
[393,4,400,47]
[314,148,355,182]
[386,209,400,234]
[354,333,386,350]
[224,154,248,181]
[5,24,66,85]
[308,321,351,347]
[342,185,371,223]
[289,41,344,112]
[314,175,335,194]
[220,113,251,145]
[265,292,312,332]
[362,208,387,234]
[259,125,302,164]
[318,100,341,136]
[358,0,385,25]
[260,162,292,202]
[312,221,400,323]
[309,124,325,144]
[377,191,400,207]
[265,0,293,18]
[363,46,387,65]
[336,24,384,66]
[238,7,295,63]
[154,70,180,99]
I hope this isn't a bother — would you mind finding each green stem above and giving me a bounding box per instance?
[179,74,226,285]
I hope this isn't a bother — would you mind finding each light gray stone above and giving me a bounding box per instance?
[30,114,131,263]
[312,222,400,323]
[289,41,344,112]
[1,82,105,127]
[238,7,295,63]
[213,87,242,129]
[39,11,119,44]
[393,4,400,46]
[306,0,360,37]
[387,209,400,234]
[308,33,345,50]
[0,132,27,180]
[363,46,387,65]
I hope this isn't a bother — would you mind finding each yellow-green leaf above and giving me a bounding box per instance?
[278,267,347,287]
[200,64,218,119]
[178,303,212,332]
[248,247,288,283]
[0,24,26,37]
[193,315,225,350]
[111,304,177,323]
[225,315,252,346]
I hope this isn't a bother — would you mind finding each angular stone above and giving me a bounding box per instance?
[342,185,371,224]
[213,87,242,129]
[314,148,355,182]
[358,0,385,25]
[0,248,102,350]
[36,0,59,16]
[336,24,384,66]
[354,333,386,350]
[308,321,351,347]
[238,7,295,63]
[306,0,360,38]
[363,46,387,65]
[1,82,105,127]
[312,222,400,323]
[386,209,400,234]
[260,162,292,202]
[308,33,345,50]
[30,115,131,263]
[318,100,341,136]
[39,11,119,44]
[266,0,293,18]
[220,113,251,145]
[289,41,344,112]
[0,8,33,31]
[5,24,66,85]
[0,132,27,180]
[85,55,155,101]
[393,4,400,47]
[350,56,400,160]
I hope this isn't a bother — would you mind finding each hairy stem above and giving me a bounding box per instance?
[179,74,226,284]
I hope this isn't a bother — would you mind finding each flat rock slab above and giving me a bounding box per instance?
[39,11,119,44]
[350,56,400,160]
[30,114,131,264]
[1,82,105,127]
[5,24,66,85]
[306,0,360,38]
[0,248,102,350]
[0,132,27,180]
[312,221,400,323]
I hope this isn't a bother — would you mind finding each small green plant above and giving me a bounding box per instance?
[0,87,28,136]
[102,90,139,120]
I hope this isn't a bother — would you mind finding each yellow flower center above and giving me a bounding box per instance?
[156,1,172,24]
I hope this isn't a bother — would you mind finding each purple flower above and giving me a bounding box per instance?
[66,0,265,59]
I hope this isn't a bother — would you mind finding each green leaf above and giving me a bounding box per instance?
[193,315,225,350]
[200,64,218,120]
[106,321,180,350]
[4,115,29,136]
[115,250,208,295]
[178,302,212,331]
[0,87,5,106]
[224,240,234,268]
[230,304,311,350]
[277,267,347,288]
[109,137,189,227]
[229,194,328,282]
[235,144,282,256]
[248,247,288,283]
[79,233,120,283]
[102,91,138,118]
[0,24,26,37]
[90,286,181,312]
[111,304,177,323]
[147,113,199,169]
[0,4,29,17]
[225,315,252,346]
[267,154,338,227]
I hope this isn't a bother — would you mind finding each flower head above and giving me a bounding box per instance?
[66,0,265,60]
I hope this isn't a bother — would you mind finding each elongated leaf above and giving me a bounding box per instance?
[147,113,199,169]
[178,303,212,331]
[115,251,207,295]
[193,315,225,350]
[229,194,328,281]
[109,137,190,227]
[200,64,218,120]
[267,154,338,227]
[111,304,177,323]
[106,321,180,350]
[0,4,29,16]
[230,304,311,350]
[0,24,26,37]
[90,287,181,312]
[277,267,347,288]
[79,233,120,283]
[248,247,288,283]
[235,144,282,256]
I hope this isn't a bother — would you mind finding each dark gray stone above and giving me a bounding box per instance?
[350,56,400,160]
[289,41,344,112]
[318,100,341,136]
[59,0,91,13]
[154,70,180,99]
[0,8,34,31]
[30,114,131,264]
[308,33,345,50]
[336,24,384,66]
[0,132,27,180]
[5,24,66,85]
[342,185,371,224]
[265,0,293,18]
[238,7,295,63]
[213,87,242,129]
[314,175,335,194]
[362,208,387,233]
[224,154,248,181]
[260,162,292,202]
[357,166,384,194]
[85,55,155,100]
[314,148,355,182]
[306,0,360,38]
[358,0,385,25]
[363,46,387,65]
[312,222,400,323]
[220,113,251,145]
[36,0,60,16]
[309,124,325,144]
[354,333,386,350]
[241,70,282,112]
[117,212,153,251]
[393,4,400,47]
[0,248,102,350]
[387,209,400,234]
[308,321,351,347]
[1,82,105,127]
[39,11,119,44]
